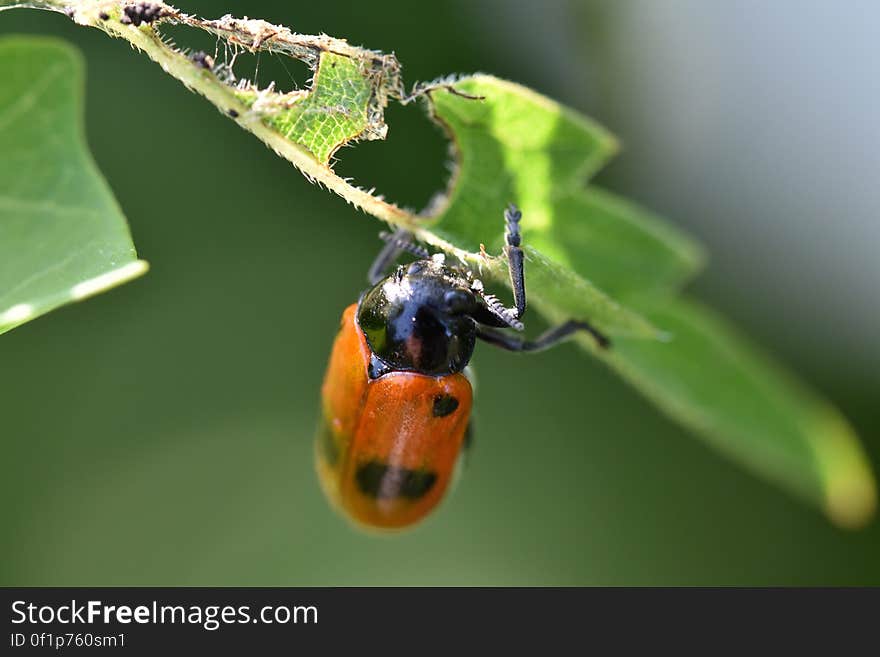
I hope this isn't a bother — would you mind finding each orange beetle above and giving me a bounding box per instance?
[316,206,610,530]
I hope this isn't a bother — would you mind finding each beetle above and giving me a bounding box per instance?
[315,205,610,530]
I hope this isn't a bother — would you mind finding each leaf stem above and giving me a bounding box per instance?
[3,0,426,228]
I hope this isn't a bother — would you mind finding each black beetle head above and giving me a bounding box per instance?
[357,257,482,377]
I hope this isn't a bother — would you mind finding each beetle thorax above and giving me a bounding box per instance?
[356,260,478,377]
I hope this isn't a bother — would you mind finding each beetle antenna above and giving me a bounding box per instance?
[379,230,432,260]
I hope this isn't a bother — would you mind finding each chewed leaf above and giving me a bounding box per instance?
[426,75,705,299]
[0,3,874,527]
[0,36,147,334]
[265,53,373,163]
[600,297,876,528]
[426,74,875,526]
[421,75,671,340]
[236,52,390,164]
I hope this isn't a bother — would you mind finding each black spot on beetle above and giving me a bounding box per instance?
[227,109,240,118]
[99,12,110,20]
[432,394,459,417]
[356,461,437,500]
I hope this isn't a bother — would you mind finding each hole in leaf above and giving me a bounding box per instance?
[241,49,311,94]
[157,23,310,94]
[333,101,451,213]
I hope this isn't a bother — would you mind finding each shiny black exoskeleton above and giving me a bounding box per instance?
[356,205,610,380]
[360,258,499,377]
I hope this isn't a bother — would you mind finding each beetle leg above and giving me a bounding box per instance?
[503,204,527,319]
[471,205,527,330]
[367,231,404,284]
[367,229,432,284]
[477,319,611,351]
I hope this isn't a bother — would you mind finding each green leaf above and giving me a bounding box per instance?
[474,247,660,341]
[421,74,685,341]
[427,75,705,300]
[599,298,876,528]
[0,7,873,527]
[427,75,875,527]
[237,52,382,164]
[0,35,147,334]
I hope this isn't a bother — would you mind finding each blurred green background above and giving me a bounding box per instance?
[2,1,879,585]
